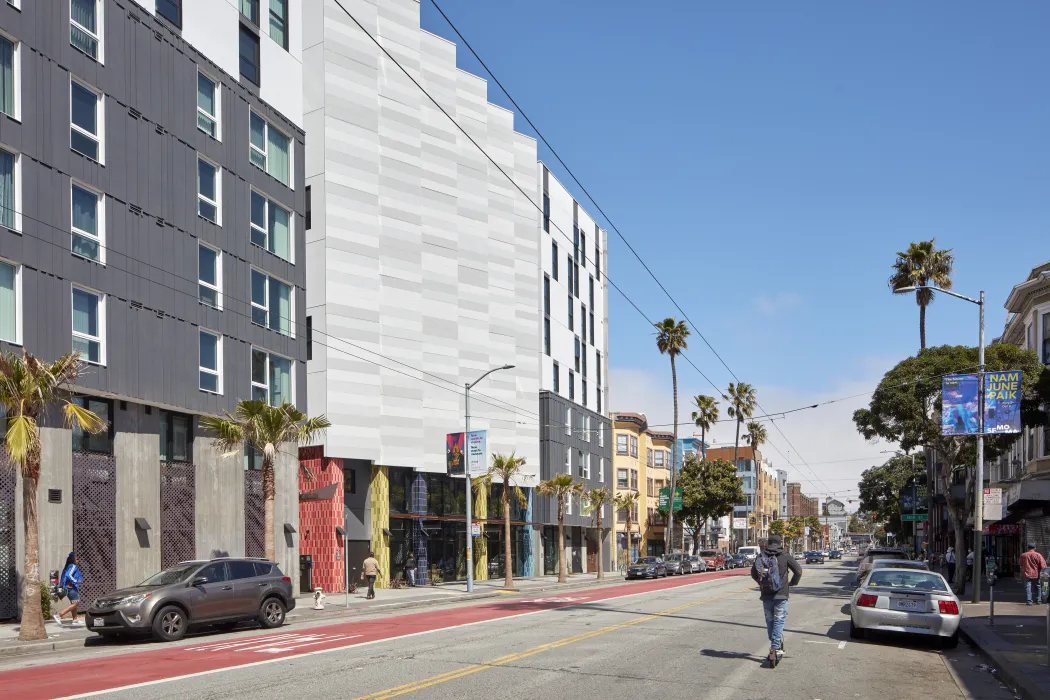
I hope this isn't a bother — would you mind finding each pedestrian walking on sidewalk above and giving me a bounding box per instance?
[966,548,975,582]
[751,535,802,668]
[54,552,84,625]
[945,547,956,585]
[406,553,417,587]
[1020,543,1046,605]
[361,552,381,599]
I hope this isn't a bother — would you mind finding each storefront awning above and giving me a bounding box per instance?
[1004,479,1050,514]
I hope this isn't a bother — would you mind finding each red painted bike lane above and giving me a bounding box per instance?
[8,569,746,699]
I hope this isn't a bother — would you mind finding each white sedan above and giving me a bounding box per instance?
[850,568,961,648]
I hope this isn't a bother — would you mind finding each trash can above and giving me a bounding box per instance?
[300,554,314,594]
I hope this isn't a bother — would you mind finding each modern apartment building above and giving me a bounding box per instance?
[297,0,541,590]
[0,0,306,617]
[704,445,762,548]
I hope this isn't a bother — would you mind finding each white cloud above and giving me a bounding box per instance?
[609,364,900,507]
[754,292,803,316]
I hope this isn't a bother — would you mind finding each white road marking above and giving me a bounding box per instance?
[187,633,363,654]
[837,641,847,650]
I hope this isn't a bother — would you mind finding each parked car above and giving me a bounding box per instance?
[663,553,691,575]
[731,553,748,569]
[794,551,806,560]
[85,558,294,642]
[698,549,726,571]
[850,567,960,648]
[805,551,825,564]
[737,546,760,565]
[626,557,666,580]
[829,550,842,560]
[858,559,929,585]
[856,547,910,583]
[688,555,707,573]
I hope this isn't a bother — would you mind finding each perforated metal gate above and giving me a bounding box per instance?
[0,449,16,620]
[244,469,264,558]
[161,462,196,568]
[72,452,116,607]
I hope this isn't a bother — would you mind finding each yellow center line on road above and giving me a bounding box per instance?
[352,584,754,700]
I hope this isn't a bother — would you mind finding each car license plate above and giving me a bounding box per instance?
[897,600,920,610]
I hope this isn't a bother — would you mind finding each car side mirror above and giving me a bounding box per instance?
[191,576,209,587]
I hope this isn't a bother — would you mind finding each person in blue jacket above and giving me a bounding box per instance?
[54,552,84,625]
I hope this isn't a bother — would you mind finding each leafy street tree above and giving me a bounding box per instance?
[0,351,107,641]
[201,400,330,563]
[768,519,787,537]
[538,474,585,583]
[848,513,875,534]
[678,455,744,552]
[858,455,923,543]
[888,239,954,351]
[475,452,528,590]
[655,317,690,552]
[786,517,806,553]
[690,395,719,460]
[806,516,823,548]
[744,421,768,544]
[614,490,641,566]
[585,487,613,580]
[854,344,1048,591]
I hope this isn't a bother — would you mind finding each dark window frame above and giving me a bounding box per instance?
[551,242,558,281]
[239,23,261,86]
[306,315,313,360]
[159,409,194,463]
[343,465,356,494]
[269,0,289,50]
[72,396,113,453]
[240,0,260,25]
[305,185,312,230]
[552,361,560,393]
[156,0,182,27]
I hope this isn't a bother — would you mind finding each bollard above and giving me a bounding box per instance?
[313,587,326,610]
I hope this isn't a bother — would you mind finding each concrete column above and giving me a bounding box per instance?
[532,525,543,577]
[194,437,245,559]
[581,531,589,574]
[273,447,299,592]
[115,432,161,588]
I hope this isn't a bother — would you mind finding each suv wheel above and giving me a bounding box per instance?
[152,606,188,642]
[259,598,286,629]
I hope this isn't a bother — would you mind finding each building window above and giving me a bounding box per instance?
[573,225,579,262]
[599,424,604,448]
[616,433,628,455]
[306,316,312,360]
[197,71,219,138]
[565,406,571,436]
[565,446,571,474]
[574,264,580,297]
[655,450,664,468]
[0,259,20,344]
[251,269,293,336]
[71,286,104,364]
[70,0,101,60]
[543,275,550,315]
[542,193,550,233]
[269,0,288,50]
[583,416,590,443]
[251,347,292,406]
[580,304,587,343]
[596,352,602,387]
[599,457,605,483]
[582,342,587,377]
[574,337,581,373]
[565,491,572,516]
[582,379,587,407]
[551,242,558,280]
[590,312,595,345]
[647,448,653,467]
[578,451,587,479]
[305,186,311,230]
[617,468,628,488]
[239,25,260,86]
[72,397,111,452]
[580,231,586,263]
[544,318,550,356]
[159,411,192,462]
[70,182,103,262]
[197,156,220,223]
[250,190,292,261]
[199,330,221,393]
[0,35,16,119]
[250,110,291,186]
[595,240,600,276]
[70,79,102,162]
[631,469,639,490]
[552,361,560,393]
[198,243,221,308]
[647,478,653,497]
[630,435,638,458]
[567,260,573,300]
[343,465,356,494]
[567,294,574,331]
[156,0,182,27]
[569,371,575,401]
[589,276,594,309]
[240,0,259,23]
[0,148,13,230]
[1043,312,1050,364]
[597,388,601,414]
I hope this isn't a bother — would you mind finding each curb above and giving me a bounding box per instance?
[959,620,1046,700]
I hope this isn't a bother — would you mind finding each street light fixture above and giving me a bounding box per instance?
[896,284,985,603]
[464,364,515,594]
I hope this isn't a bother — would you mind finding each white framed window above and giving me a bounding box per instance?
[199,329,222,393]
[250,190,292,262]
[70,181,104,263]
[0,146,19,231]
[197,155,220,223]
[197,70,219,139]
[564,446,570,475]
[269,0,288,50]
[599,423,604,448]
[71,285,104,364]
[565,492,572,516]
[251,346,292,406]
[249,110,291,187]
[70,0,102,62]
[598,457,604,483]
[583,416,590,443]
[197,242,221,308]
[564,406,571,436]
[583,452,591,480]
[0,33,20,120]
[70,78,103,162]
[0,258,21,344]
[250,269,293,336]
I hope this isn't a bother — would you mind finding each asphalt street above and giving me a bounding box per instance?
[39,558,1017,700]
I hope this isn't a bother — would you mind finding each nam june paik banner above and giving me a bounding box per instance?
[985,371,1022,435]
[942,374,979,436]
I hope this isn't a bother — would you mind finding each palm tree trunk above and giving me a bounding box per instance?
[262,456,276,563]
[557,498,567,584]
[20,454,46,641]
[700,425,706,461]
[503,491,513,590]
[733,418,741,549]
[596,508,604,580]
[919,303,927,351]
[668,355,678,553]
[625,514,632,566]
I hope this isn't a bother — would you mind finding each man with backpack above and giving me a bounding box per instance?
[751,535,802,667]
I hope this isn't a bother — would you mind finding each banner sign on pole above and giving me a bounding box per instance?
[658,487,683,512]
[984,371,1022,435]
[466,430,488,477]
[446,432,465,476]
[942,374,980,436]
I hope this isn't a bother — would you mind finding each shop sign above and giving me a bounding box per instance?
[985,523,1021,536]
[732,517,747,530]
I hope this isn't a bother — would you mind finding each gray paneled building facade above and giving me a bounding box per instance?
[0,0,305,617]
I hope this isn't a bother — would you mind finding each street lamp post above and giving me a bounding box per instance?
[897,285,985,603]
[464,364,515,594]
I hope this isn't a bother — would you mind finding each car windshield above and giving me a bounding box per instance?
[873,560,926,570]
[869,551,908,561]
[867,570,948,592]
[665,554,682,561]
[698,550,718,557]
[635,557,659,565]
[138,564,200,586]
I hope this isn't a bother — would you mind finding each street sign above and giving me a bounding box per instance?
[732,517,747,530]
[470,522,481,536]
[983,487,1004,522]
[658,487,683,512]
[901,514,928,522]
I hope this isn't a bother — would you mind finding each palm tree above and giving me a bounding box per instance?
[691,395,719,460]
[745,421,768,546]
[475,452,528,590]
[889,239,954,350]
[538,474,585,583]
[725,382,756,549]
[614,490,640,567]
[585,487,613,580]
[0,351,107,641]
[200,400,330,563]
[654,317,690,552]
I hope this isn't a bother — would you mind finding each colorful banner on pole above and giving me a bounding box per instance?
[942,374,980,436]
[466,430,488,477]
[446,432,465,476]
[984,371,1022,435]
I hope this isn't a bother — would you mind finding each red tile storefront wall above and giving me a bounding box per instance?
[298,447,344,594]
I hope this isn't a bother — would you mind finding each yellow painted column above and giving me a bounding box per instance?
[473,480,488,581]
[370,465,390,588]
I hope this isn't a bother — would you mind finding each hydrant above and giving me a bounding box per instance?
[313,587,326,610]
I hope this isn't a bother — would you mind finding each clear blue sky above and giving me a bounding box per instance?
[421,0,1049,403]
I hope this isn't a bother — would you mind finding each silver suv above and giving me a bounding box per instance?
[85,558,295,642]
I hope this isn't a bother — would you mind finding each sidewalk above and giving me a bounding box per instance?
[957,575,1050,700]
[0,572,615,658]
